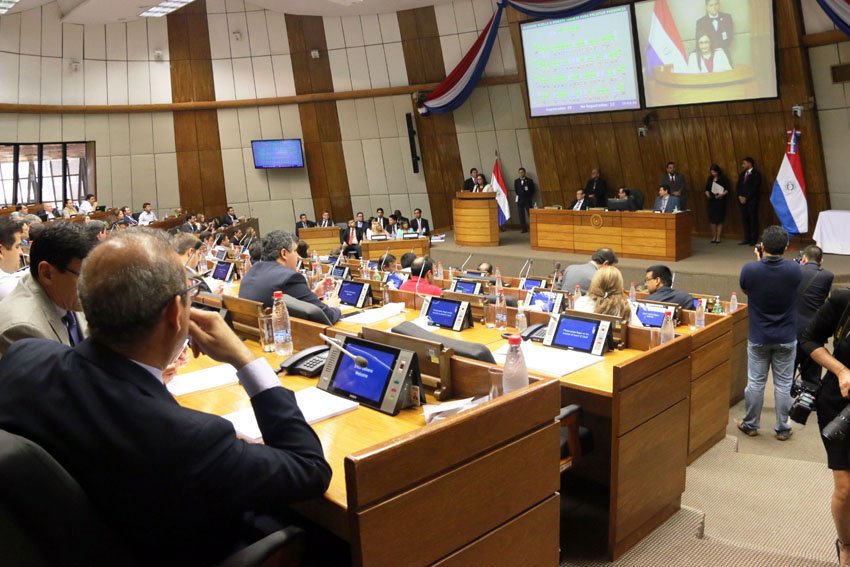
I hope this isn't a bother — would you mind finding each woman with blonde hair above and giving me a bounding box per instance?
[574,266,642,326]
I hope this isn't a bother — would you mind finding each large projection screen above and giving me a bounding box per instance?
[521,6,641,117]
[634,0,777,108]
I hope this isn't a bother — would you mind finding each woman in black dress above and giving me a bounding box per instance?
[800,288,850,565]
[704,163,730,243]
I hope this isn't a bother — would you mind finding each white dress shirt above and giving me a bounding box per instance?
[138,211,158,226]
[79,201,94,215]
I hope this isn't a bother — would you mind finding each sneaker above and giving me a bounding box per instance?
[775,429,793,441]
[736,420,758,437]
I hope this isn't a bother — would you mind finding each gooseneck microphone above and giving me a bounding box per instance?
[459,253,473,272]
[552,262,561,287]
[320,334,369,368]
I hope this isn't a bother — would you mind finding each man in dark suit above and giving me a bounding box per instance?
[221,206,238,227]
[653,185,681,213]
[374,208,389,230]
[317,211,334,228]
[695,0,734,62]
[736,156,762,245]
[411,208,430,235]
[179,213,197,233]
[240,230,341,324]
[295,213,316,236]
[0,230,331,565]
[463,168,479,191]
[645,264,695,309]
[584,167,608,207]
[617,187,640,211]
[659,161,687,210]
[339,219,364,258]
[513,167,536,233]
[795,245,834,385]
[568,189,589,211]
[354,211,368,232]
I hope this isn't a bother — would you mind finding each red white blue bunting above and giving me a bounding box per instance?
[817,0,850,36]
[418,0,604,115]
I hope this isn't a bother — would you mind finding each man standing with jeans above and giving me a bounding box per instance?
[738,225,802,440]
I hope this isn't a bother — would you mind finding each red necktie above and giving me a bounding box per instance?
[349,229,355,244]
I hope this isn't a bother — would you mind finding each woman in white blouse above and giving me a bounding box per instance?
[473,173,493,193]
[573,266,642,327]
[687,34,732,74]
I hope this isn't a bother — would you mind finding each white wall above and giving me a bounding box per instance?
[0,3,177,216]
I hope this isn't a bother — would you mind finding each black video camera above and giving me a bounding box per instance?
[789,379,819,425]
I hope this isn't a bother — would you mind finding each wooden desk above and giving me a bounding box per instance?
[453,192,499,247]
[530,209,693,261]
[359,237,430,262]
[299,226,342,256]
[177,343,562,566]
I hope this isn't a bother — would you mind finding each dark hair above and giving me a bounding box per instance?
[299,212,307,218]
[376,208,384,214]
[249,240,264,263]
[400,252,416,269]
[379,253,396,270]
[743,157,756,168]
[667,161,675,167]
[389,215,398,222]
[591,247,618,266]
[470,167,478,174]
[142,202,151,208]
[84,220,107,240]
[659,184,671,194]
[15,203,26,211]
[296,239,309,259]
[518,167,526,173]
[356,211,364,217]
[646,264,673,288]
[414,208,421,214]
[0,217,23,249]
[577,188,585,196]
[802,245,823,264]
[85,193,95,200]
[30,222,96,281]
[411,256,434,277]
[709,163,722,175]
[761,225,789,255]
[620,188,632,197]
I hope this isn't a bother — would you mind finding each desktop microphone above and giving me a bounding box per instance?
[414,258,426,298]
[552,262,561,287]
[518,258,530,279]
[320,334,369,368]
[526,259,535,279]
[379,246,390,270]
[459,253,473,273]
[212,233,223,247]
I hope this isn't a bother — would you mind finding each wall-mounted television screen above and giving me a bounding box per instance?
[251,139,304,169]
[634,0,777,108]
[520,5,641,117]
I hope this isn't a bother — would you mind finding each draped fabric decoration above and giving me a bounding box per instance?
[417,0,605,115]
[817,0,850,36]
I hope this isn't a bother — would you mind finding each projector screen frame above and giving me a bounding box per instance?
[631,0,780,110]
[518,4,645,119]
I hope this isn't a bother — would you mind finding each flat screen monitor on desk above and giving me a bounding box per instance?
[331,265,350,280]
[367,260,379,270]
[420,296,471,332]
[606,198,632,212]
[451,279,483,295]
[633,299,679,327]
[525,289,564,313]
[338,281,371,308]
[385,272,408,289]
[211,261,235,282]
[520,277,547,291]
[543,314,610,356]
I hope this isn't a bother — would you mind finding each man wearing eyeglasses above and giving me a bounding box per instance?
[0,222,95,357]
[0,229,331,564]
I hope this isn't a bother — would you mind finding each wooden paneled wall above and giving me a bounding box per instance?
[286,14,353,224]
[505,0,830,240]
[167,0,228,218]
[399,7,465,231]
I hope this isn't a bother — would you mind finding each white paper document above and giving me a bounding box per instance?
[223,387,359,442]
[423,396,489,424]
[342,303,406,325]
[493,342,603,377]
[167,364,238,397]
[711,181,725,196]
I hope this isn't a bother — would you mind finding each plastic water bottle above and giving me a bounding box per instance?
[494,267,507,330]
[515,300,528,332]
[629,281,637,302]
[436,261,444,280]
[271,291,293,356]
[502,335,529,394]
[311,250,320,277]
[695,298,705,328]
[660,311,675,344]
[729,292,738,313]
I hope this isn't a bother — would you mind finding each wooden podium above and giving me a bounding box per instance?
[453,192,499,247]
[298,226,340,255]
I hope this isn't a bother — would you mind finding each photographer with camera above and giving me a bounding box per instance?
[737,226,802,440]
[801,288,850,565]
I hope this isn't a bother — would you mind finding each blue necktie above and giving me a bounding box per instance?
[62,311,81,346]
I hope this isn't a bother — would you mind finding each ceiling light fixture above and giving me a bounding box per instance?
[140,0,193,17]
[0,0,21,16]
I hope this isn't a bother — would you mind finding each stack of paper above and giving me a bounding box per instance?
[342,303,406,325]
[223,387,359,442]
[167,364,238,396]
[493,342,603,377]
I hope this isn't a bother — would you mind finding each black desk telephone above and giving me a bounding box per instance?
[277,345,330,377]
[520,323,547,342]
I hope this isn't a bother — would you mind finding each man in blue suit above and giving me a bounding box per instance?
[0,230,331,564]
[653,185,681,213]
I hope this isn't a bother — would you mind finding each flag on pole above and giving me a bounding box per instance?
[492,158,511,227]
[770,129,808,235]
[646,0,688,76]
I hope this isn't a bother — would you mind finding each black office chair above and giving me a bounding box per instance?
[0,429,304,567]
[284,295,332,325]
[391,321,496,364]
[484,294,518,307]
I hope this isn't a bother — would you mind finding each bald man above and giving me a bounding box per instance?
[0,229,330,564]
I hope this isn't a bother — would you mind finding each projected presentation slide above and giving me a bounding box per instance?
[521,6,640,117]
[634,0,777,108]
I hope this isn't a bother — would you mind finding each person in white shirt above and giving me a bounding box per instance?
[572,266,641,327]
[0,218,24,301]
[78,194,97,215]
[138,202,158,226]
[473,174,493,193]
